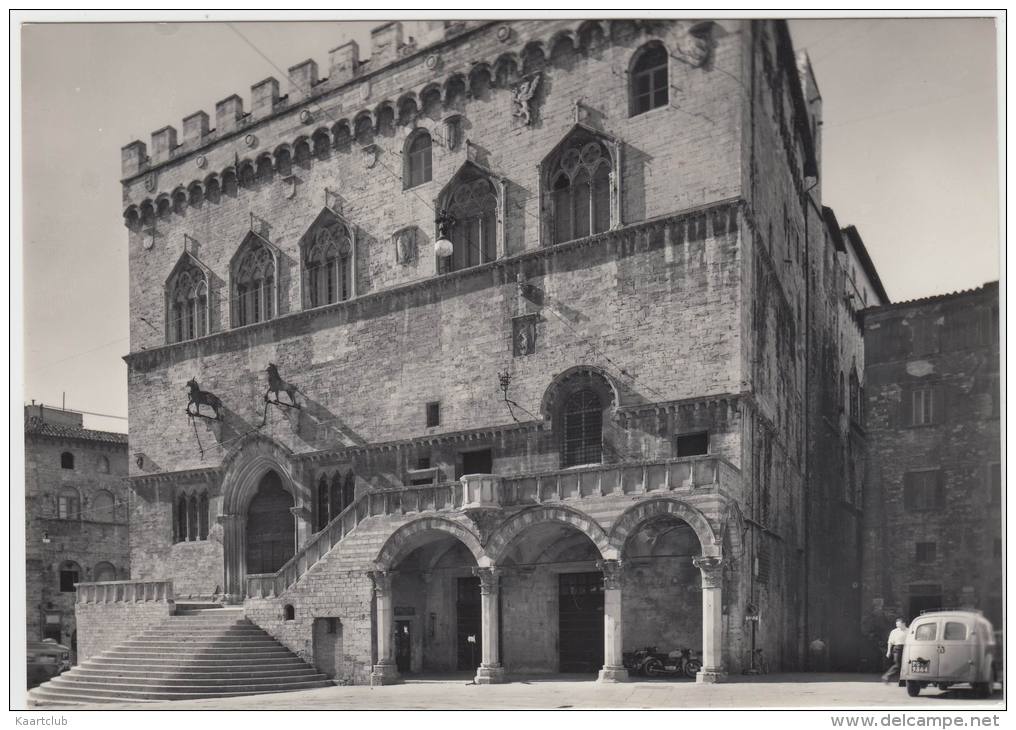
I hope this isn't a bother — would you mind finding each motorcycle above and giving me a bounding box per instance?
[624,646,702,679]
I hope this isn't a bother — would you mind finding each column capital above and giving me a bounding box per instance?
[692,555,724,588]
[367,569,393,596]
[596,559,625,591]
[472,566,503,594]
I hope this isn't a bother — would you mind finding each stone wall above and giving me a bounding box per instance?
[861,283,1001,669]
[24,429,129,655]
[75,599,173,663]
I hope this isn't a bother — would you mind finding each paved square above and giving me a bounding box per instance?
[36,674,1004,710]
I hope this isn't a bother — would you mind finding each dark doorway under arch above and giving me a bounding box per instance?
[245,470,295,574]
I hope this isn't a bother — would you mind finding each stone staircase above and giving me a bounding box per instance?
[29,606,333,705]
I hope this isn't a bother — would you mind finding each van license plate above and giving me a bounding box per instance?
[910,662,929,673]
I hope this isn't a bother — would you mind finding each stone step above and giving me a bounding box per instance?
[73,666,321,680]
[102,645,294,656]
[42,677,333,701]
[120,639,287,649]
[56,671,329,688]
[28,688,156,705]
[85,655,308,669]
[32,607,334,705]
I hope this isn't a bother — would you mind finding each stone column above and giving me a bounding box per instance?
[473,567,507,684]
[369,570,400,685]
[597,559,628,682]
[693,555,726,683]
[218,514,245,604]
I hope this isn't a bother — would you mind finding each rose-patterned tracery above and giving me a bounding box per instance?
[547,136,612,244]
[441,171,498,273]
[305,223,352,308]
[232,237,276,327]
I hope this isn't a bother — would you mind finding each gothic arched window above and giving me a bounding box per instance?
[305,223,352,308]
[175,494,187,543]
[405,131,433,188]
[342,472,356,510]
[546,135,612,244]
[440,169,498,273]
[167,261,209,343]
[316,474,330,531]
[232,237,276,327]
[198,492,209,540]
[630,42,669,115]
[561,389,603,467]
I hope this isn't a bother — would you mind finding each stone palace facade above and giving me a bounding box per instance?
[74,19,894,686]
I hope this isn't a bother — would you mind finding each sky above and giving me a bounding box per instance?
[17,14,1001,432]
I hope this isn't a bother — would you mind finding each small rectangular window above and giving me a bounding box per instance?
[943,622,968,641]
[915,542,937,563]
[416,456,431,470]
[675,432,709,457]
[911,388,934,425]
[426,402,440,428]
[914,623,938,641]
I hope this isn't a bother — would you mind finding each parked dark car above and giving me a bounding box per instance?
[27,639,71,688]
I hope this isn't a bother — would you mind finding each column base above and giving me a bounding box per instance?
[370,662,402,686]
[597,666,629,683]
[696,669,727,684]
[474,664,507,684]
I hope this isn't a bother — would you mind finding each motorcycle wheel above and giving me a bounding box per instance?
[685,660,702,678]
[643,658,666,677]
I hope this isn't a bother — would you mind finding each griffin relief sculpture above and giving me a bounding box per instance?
[511,72,541,126]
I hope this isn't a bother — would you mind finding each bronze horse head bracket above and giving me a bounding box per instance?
[186,378,224,421]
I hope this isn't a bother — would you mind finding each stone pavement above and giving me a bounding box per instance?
[32,673,1005,710]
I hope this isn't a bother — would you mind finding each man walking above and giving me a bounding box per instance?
[882,618,908,683]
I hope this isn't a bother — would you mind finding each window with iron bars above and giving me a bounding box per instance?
[561,389,603,467]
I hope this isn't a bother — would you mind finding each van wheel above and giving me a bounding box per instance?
[906,681,921,697]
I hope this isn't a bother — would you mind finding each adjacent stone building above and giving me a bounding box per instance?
[75,18,887,686]
[24,404,130,657]
[861,282,1001,670]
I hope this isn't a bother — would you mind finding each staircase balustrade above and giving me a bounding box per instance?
[244,456,736,599]
[75,579,174,604]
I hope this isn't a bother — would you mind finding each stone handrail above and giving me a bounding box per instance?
[499,455,737,505]
[75,579,174,604]
[244,456,738,599]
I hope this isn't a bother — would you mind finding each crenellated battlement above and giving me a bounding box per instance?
[120,18,721,224]
[120,20,487,179]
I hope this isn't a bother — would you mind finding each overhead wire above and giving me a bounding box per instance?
[201,24,701,437]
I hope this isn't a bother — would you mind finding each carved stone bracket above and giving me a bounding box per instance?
[472,566,503,595]
[692,555,724,589]
[367,569,393,596]
[596,558,625,591]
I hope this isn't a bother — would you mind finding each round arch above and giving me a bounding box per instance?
[375,516,487,570]
[487,504,613,564]
[539,365,621,421]
[609,497,721,558]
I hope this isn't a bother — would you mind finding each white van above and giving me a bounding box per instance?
[900,610,999,698]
